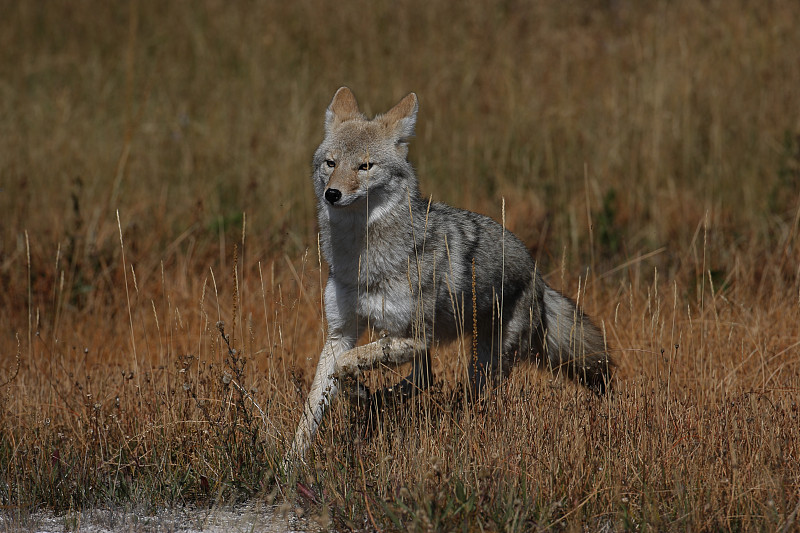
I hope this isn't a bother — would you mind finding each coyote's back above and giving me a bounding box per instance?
[285,87,613,465]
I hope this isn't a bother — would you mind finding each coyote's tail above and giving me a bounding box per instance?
[542,286,614,394]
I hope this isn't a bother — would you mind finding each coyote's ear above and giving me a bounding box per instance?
[325,87,362,131]
[380,92,418,145]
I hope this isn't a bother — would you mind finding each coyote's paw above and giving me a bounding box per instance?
[364,387,387,435]
[342,379,371,404]
[365,382,407,426]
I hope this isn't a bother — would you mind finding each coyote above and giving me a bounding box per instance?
[285,87,612,464]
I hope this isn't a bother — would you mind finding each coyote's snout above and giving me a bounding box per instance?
[285,87,613,466]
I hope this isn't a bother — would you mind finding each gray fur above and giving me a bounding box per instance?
[285,88,613,465]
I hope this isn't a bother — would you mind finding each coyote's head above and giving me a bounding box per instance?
[312,87,419,214]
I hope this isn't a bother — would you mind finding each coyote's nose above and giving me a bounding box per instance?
[325,188,342,204]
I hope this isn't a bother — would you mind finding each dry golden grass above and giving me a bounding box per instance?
[1,1,799,530]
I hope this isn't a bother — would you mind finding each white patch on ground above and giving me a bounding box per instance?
[0,503,320,533]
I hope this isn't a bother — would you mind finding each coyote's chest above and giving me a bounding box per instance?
[341,251,416,334]
[355,277,414,334]
[326,223,417,334]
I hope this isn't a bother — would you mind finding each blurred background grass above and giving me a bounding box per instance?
[2,1,799,293]
[1,1,799,528]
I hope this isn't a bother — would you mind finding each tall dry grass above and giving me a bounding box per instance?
[1,1,799,530]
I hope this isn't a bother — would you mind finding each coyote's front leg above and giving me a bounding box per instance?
[285,275,362,467]
[333,335,427,381]
[284,333,353,466]
[284,335,426,467]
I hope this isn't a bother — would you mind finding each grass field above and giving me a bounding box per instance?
[1,1,799,531]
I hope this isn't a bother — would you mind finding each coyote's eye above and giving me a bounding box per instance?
[325,159,336,168]
[358,162,374,171]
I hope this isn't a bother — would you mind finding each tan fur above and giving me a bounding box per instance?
[327,87,363,126]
